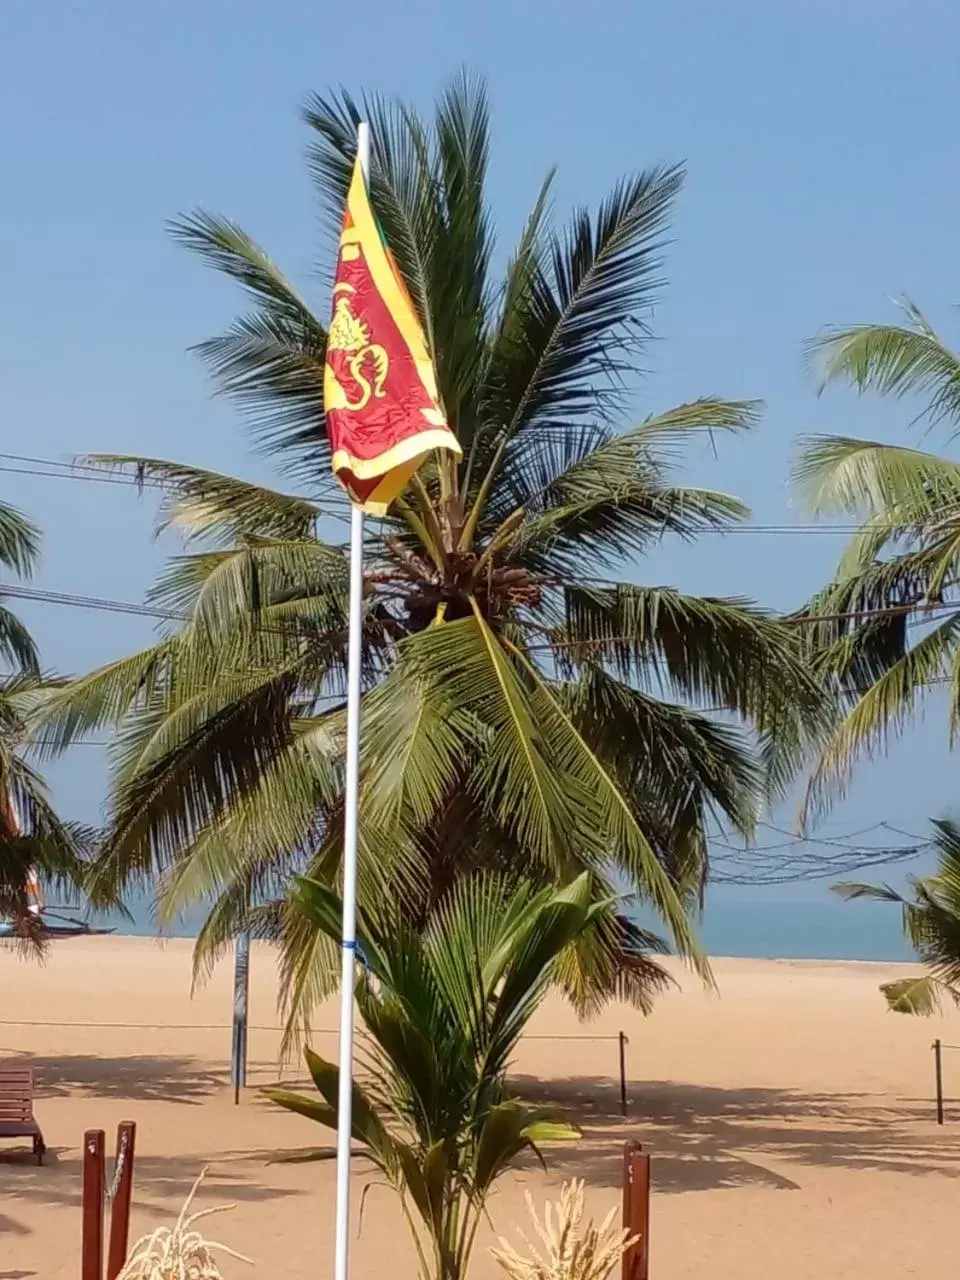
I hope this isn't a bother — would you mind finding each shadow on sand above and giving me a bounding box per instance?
[509,1074,960,1193]
[0,1055,308,1239]
[0,1147,304,1240]
[4,1055,960,1243]
[0,1053,224,1104]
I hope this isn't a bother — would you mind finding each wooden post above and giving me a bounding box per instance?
[622,1140,651,1280]
[106,1121,137,1280]
[618,1031,628,1117]
[82,1129,105,1280]
[934,1039,945,1126]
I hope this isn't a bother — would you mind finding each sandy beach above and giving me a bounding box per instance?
[2,937,959,1279]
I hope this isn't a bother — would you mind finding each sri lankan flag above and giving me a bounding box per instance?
[324,155,461,514]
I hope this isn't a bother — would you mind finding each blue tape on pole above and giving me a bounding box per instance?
[342,938,370,972]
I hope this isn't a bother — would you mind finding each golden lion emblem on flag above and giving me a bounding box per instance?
[326,285,389,413]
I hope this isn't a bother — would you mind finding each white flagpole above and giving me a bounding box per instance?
[333,119,369,1280]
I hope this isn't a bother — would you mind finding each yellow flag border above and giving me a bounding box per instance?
[344,160,447,411]
[327,158,462,513]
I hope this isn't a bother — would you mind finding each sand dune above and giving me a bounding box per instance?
[2,937,959,1278]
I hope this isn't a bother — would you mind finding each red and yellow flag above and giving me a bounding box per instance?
[324,156,461,514]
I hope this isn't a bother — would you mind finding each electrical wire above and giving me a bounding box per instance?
[758,817,929,846]
[0,454,354,528]
[5,578,960,730]
[7,576,960,641]
[707,815,937,885]
[517,599,960,654]
[710,840,931,885]
[5,454,950,891]
[0,450,921,537]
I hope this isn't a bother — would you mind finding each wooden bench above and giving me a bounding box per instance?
[0,1066,46,1164]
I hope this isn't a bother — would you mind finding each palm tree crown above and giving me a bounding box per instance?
[36,75,825,1030]
[836,818,960,1015]
[795,299,960,822]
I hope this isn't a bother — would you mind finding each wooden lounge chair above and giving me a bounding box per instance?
[0,1066,46,1164]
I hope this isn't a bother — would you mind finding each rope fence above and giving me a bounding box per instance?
[0,1020,633,1114]
[0,1019,618,1038]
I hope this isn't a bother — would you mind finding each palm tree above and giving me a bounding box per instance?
[35,74,826,1030]
[836,818,960,1014]
[0,502,89,947]
[268,871,595,1280]
[794,298,960,822]
[0,500,40,676]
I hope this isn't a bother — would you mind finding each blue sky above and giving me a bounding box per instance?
[1,0,958,929]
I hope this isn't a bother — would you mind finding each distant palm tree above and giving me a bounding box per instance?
[836,818,960,1014]
[795,299,960,822]
[0,502,88,947]
[37,74,825,1030]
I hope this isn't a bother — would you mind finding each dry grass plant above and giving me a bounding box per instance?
[115,1169,252,1279]
[490,1180,637,1280]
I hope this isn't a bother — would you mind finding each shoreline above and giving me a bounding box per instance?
[90,930,921,972]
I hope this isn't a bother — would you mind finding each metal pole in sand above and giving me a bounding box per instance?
[231,929,250,1105]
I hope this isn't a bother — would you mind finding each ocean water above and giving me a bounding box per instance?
[107,891,915,963]
[694,896,914,963]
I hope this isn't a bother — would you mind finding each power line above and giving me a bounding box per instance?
[3,583,187,624]
[758,818,928,845]
[0,584,358,657]
[710,819,934,885]
[0,455,354,528]
[6,580,960,708]
[520,598,960,654]
[0,450,914,537]
[711,820,918,853]
[0,585,352,720]
[0,462,165,490]
[25,579,947,638]
[710,841,931,885]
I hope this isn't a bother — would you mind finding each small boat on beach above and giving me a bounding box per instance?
[1,789,114,941]
[0,867,113,940]
[0,908,115,940]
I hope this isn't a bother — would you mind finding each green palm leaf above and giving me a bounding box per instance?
[0,502,40,578]
[168,216,329,479]
[835,820,960,1015]
[85,455,325,543]
[92,666,300,895]
[0,605,39,675]
[0,501,40,676]
[401,613,581,873]
[879,976,944,1015]
[794,436,960,519]
[797,300,960,820]
[808,302,960,430]
[802,610,960,824]
[271,873,590,1280]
